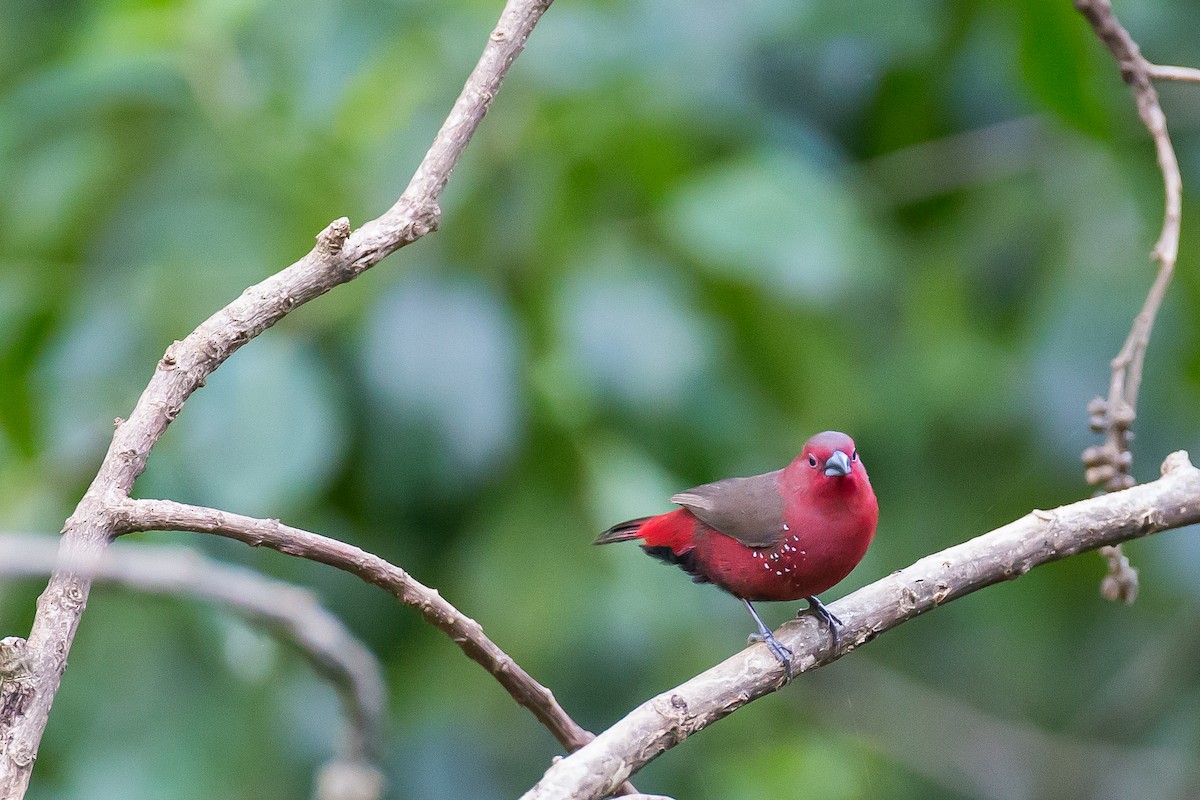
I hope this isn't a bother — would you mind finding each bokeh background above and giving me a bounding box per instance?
[3,0,1200,797]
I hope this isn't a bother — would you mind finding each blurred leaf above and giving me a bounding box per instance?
[359,271,524,499]
[141,335,347,516]
[661,149,883,304]
[1012,0,1108,133]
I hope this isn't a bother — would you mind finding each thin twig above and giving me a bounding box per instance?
[111,498,592,748]
[521,452,1200,800]
[0,534,386,799]
[0,1,554,795]
[1147,63,1200,84]
[1075,0,1188,602]
[110,499,640,796]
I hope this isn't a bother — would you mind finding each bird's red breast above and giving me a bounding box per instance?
[596,431,878,602]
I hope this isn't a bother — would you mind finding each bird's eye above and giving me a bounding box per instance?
[807,454,818,468]
[851,449,858,462]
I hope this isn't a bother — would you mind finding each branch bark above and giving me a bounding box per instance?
[0,1,553,795]
[520,452,1200,800]
[0,535,386,797]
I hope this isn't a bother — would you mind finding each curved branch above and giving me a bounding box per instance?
[111,498,642,794]
[1076,0,1183,487]
[520,452,1200,800]
[0,534,386,797]
[1074,0,1190,602]
[0,0,553,794]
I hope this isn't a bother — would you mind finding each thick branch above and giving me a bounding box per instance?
[521,452,1200,800]
[0,1,553,794]
[0,534,386,791]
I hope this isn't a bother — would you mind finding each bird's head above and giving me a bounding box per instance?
[795,430,869,490]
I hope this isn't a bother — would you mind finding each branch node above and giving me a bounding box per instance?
[412,203,442,239]
[317,217,352,256]
[0,638,31,680]
[8,743,34,769]
[1161,450,1192,475]
[160,341,181,369]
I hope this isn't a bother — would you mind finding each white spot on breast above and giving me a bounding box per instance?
[783,523,790,532]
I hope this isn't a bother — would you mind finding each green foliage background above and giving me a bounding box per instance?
[3,0,1200,797]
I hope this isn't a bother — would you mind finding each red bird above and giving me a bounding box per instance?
[595,431,878,672]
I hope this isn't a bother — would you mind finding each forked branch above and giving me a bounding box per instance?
[1076,0,1182,494]
[1074,0,1191,602]
[0,1,556,796]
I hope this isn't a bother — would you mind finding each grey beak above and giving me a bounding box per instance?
[824,450,852,477]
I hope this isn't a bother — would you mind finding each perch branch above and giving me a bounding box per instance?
[0,0,554,795]
[521,452,1200,800]
[1074,0,1189,602]
[111,498,640,795]
[0,534,386,791]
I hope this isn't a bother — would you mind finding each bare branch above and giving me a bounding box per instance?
[1075,0,1183,489]
[1147,63,1200,84]
[0,0,553,794]
[521,452,1200,800]
[111,498,643,795]
[1074,0,1189,601]
[0,534,386,795]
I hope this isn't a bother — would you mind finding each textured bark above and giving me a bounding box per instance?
[522,452,1200,800]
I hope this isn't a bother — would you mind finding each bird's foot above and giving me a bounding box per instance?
[748,631,794,678]
[742,598,794,677]
[801,595,842,651]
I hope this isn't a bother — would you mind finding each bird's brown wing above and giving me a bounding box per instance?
[671,469,785,548]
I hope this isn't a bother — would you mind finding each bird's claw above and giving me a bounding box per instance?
[802,595,843,651]
[748,631,794,678]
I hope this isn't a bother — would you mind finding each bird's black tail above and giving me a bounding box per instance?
[593,517,651,545]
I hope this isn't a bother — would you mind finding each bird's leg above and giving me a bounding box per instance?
[802,595,843,650]
[742,599,793,677]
